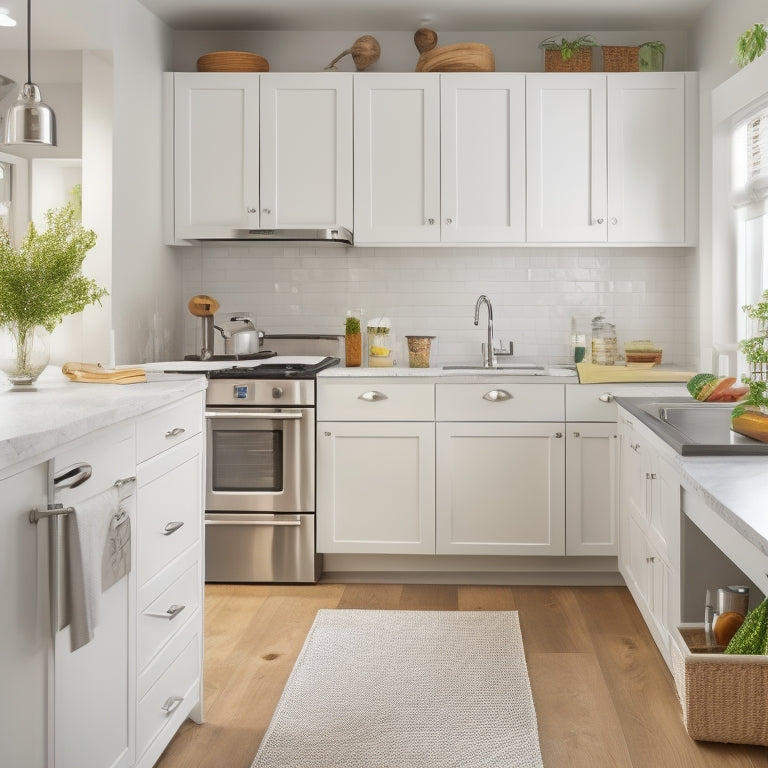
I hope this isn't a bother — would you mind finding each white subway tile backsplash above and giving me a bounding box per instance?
[181,245,697,367]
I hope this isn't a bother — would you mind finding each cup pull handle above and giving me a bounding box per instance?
[359,391,388,402]
[482,390,512,402]
[598,393,614,402]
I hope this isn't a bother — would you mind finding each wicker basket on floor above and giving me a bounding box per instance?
[602,45,639,72]
[671,625,768,746]
[544,47,593,72]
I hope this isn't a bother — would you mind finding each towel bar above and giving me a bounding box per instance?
[28,475,136,523]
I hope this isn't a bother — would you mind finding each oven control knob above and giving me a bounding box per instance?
[272,386,283,399]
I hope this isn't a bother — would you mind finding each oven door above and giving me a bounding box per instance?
[205,407,314,512]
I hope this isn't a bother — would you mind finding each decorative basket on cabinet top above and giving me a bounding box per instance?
[196,51,269,72]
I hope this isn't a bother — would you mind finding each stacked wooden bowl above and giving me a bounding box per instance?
[414,28,495,72]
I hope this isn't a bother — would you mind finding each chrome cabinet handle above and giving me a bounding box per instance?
[262,208,271,214]
[610,217,618,225]
[445,217,453,224]
[147,604,186,620]
[358,391,388,402]
[594,217,605,224]
[482,389,512,402]
[572,431,580,438]
[247,207,257,213]
[161,696,184,715]
[163,521,184,536]
[53,463,92,490]
[598,393,614,402]
[165,427,186,438]
[555,432,563,438]
[646,556,656,564]
[631,443,640,453]
[427,217,435,225]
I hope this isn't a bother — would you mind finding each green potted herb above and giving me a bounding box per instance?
[539,34,598,71]
[735,23,767,69]
[345,310,362,367]
[0,202,106,385]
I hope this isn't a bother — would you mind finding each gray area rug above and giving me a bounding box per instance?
[251,609,543,768]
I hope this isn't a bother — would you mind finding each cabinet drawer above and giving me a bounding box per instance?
[436,383,564,421]
[566,383,688,421]
[137,395,203,464]
[137,628,200,759]
[138,559,201,672]
[317,382,434,420]
[137,439,202,590]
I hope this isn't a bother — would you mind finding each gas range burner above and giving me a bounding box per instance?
[207,356,340,380]
[183,350,277,362]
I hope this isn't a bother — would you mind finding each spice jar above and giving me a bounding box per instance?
[591,314,617,365]
[345,309,363,367]
[367,317,394,367]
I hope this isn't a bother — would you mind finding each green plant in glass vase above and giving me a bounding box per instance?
[0,202,107,385]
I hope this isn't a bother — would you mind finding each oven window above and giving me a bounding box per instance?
[211,430,284,492]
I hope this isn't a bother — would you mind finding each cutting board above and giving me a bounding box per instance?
[577,363,696,384]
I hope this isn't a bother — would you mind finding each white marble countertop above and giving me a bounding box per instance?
[0,367,207,475]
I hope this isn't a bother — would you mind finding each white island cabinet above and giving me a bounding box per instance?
[0,374,205,768]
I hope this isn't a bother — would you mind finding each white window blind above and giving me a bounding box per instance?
[733,106,768,212]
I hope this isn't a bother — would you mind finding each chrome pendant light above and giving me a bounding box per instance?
[3,0,56,145]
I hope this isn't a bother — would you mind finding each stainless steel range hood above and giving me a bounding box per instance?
[199,226,353,246]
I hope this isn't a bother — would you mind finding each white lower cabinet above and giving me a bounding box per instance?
[565,423,617,555]
[316,421,436,553]
[435,421,565,555]
[0,462,49,768]
[617,409,681,663]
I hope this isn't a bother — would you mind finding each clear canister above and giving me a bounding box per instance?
[591,314,617,365]
[367,317,394,367]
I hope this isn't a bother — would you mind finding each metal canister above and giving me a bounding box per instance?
[717,585,750,617]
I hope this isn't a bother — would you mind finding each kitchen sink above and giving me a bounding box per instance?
[616,397,768,455]
[442,364,547,375]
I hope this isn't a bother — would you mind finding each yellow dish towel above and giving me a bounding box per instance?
[576,363,696,384]
[62,362,147,384]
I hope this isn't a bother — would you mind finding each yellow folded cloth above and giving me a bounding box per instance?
[62,362,147,384]
[576,363,696,384]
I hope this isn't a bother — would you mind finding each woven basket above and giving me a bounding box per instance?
[544,47,593,72]
[671,625,768,746]
[197,51,269,72]
[602,45,639,72]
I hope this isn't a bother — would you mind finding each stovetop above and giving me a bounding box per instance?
[206,356,340,379]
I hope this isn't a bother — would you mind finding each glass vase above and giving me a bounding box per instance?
[0,324,51,385]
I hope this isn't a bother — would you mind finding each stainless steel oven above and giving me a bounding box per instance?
[203,356,338,583]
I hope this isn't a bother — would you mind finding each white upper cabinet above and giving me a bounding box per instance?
[527,72,694,245]
[354,73,441,244]
[354,73,526,245]
[173,72,352,240]
[441,73,526,243]
[174,73,260,239]
[607,73,686,244]
[260,73,352,230]
[526,74,608,243]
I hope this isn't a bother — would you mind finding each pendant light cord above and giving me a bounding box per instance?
[26,0,31,86]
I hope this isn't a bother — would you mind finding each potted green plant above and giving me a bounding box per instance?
[731,290,768,440]
[539,34,598,71]
[735,23,767,69]
[0,201,107,385]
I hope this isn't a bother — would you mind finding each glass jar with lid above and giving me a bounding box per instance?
[591,314,617,365]
[367,317,395,367]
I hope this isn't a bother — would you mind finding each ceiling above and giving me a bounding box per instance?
[0,0,712,52]
[134,0,712,33]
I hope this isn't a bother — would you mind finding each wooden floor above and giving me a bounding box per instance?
[155,583,768,768]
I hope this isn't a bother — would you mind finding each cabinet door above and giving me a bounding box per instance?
[617,417,647,524]
[526,74,607,243]
[607,73,686,243]
[440,73,526,243]
[53,423,136,768]
[435,422,565,555]
[354,73,441,244]
[565,423,617,556]
[316,421,435,553]
[174,72,259,238]
[0,463,49,768]
[260,73,352,230]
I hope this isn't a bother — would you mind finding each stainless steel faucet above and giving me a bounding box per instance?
[474,294,496,368]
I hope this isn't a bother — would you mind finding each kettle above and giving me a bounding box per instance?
[215,316,263,356]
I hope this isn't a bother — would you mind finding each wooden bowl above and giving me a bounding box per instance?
[416,43,495,72]
[197,51,269,73]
